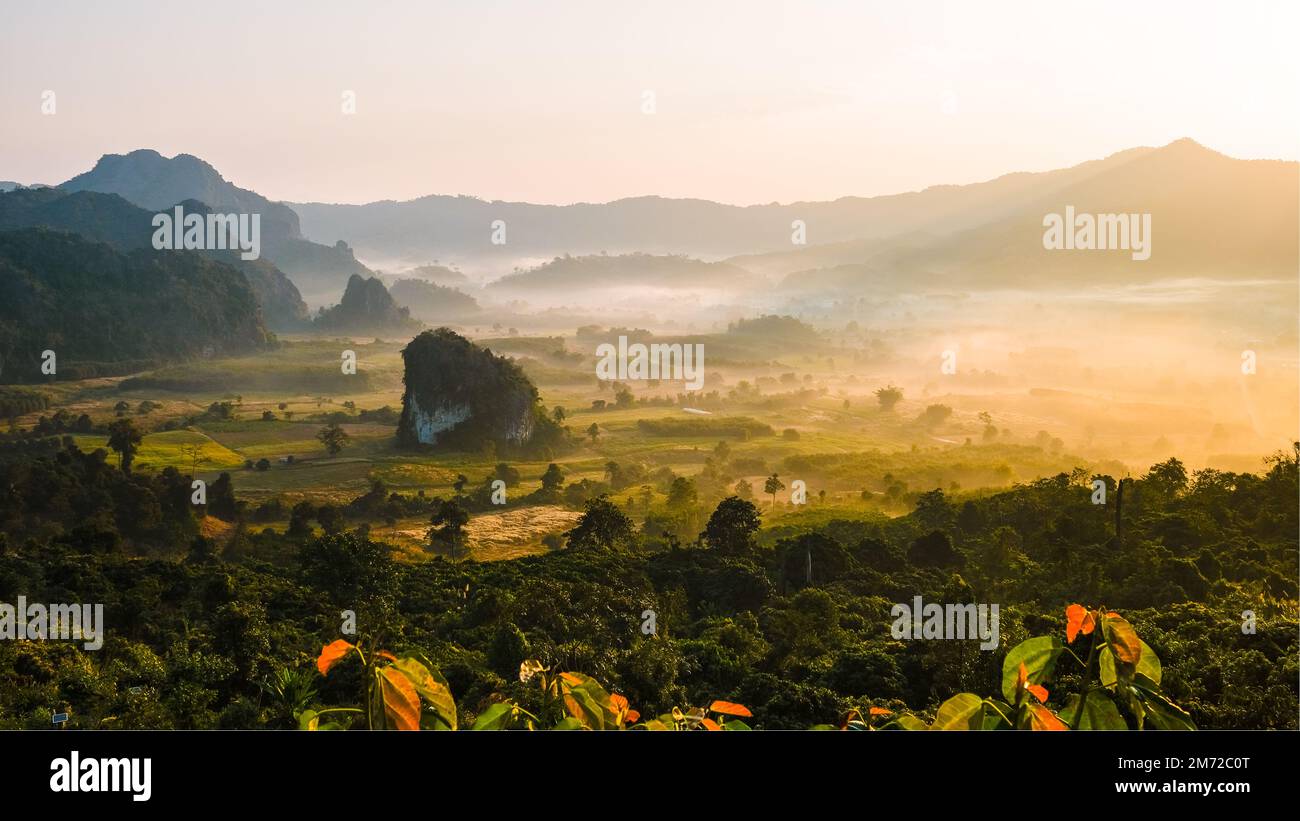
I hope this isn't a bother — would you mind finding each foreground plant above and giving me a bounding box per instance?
[304,638,457,730]
[876,605,1195,731]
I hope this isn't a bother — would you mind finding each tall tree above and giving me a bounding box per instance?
[107,418,142,473]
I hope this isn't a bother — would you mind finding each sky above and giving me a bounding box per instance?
[1,0,1297,206]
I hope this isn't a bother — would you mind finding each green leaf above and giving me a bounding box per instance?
[1102,614,1141,665]
[722,719,752,731]
[881,714,928,731]
[1135,640,1161,685]
[471,702,515,731]
[1099,646,1118,688]
[932,693,984,731]
[297,709,319,731]
[1001,636,1065,703]
[1060,691,1128,729]
[1132,676,1195,730]
[981,699,1013,730]
[394,655,458,730]
[552,716,584,731]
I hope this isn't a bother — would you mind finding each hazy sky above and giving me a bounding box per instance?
[2,0,1296,205]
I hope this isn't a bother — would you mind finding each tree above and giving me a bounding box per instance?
[587,423,600,443]
[875,385,903,411]
[179,443,206,475]
[700,496,761,554]
[540,463,565,493]
[428,499,470,559]
[317,423,350,455]
[552,406,566,423]
[107,418,142,473]
[494,462,521,486]
[919,404,953,427]
[713,440,731,462]
[733,478,754,500]
[453,474,469,494]
[666,476,698,510]
[262,410,276,421]
[764,473,785,508]
[564,495,634,550]
[255,458,271,471]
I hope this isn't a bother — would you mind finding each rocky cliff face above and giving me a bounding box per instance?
[397,328,538,448]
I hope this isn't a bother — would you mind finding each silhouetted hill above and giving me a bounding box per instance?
[315,274,422,335]
[486,253,761,295]
[287,145,1165,267]
[59,149,373,300]
[769,139,1299,294]
[0,188,309,328]
[0,228,272,383]
[388,278,480,322]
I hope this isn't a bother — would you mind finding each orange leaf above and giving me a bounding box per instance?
[378,666,421,731]
[316,639,354,676]
[1065,604,1095,643]
[869,706,893,716]
[624,709,640,724]
[1027,704,1068,731]
[1104,614,1142,665]
[701,718,721,731]
[375,650,397,663]
[1016,661,1049,703]
[708,700,753,717]
[559,672,586,687]
[610,693,629,714]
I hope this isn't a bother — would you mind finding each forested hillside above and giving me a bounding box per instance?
[0,431,1292,730]
[0,228,273,383]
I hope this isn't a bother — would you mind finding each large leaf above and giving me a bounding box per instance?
[981,699,1013,730]
[708,700,753,718]
[932,693,984,731]
[1101,639,1160,688]
[1001,636,1065,703]
[1133,676,1195,730]
[563,686,608,730]
[377,666,421,731]
[1102,614,1142,665]
[1135,640,1161,684]
[1060,692,1128,729]
[471,702,515,731]
[881,714,928,731]
[392,656,457,730]
[1026,704,1068,731]
[316,640,354,676]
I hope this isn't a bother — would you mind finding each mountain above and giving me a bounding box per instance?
[0,187,309,328]
[486,253,762,296]
[59,149,373,302]
[765,139,1299,294]
[397,328,541,448]
[315,274,422,335]
[0,228,272,383]
[387,278,480,322]
[402,264,470,287]
[286,144,1166,269]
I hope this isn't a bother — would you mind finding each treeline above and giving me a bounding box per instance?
[0,438,1294,730]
